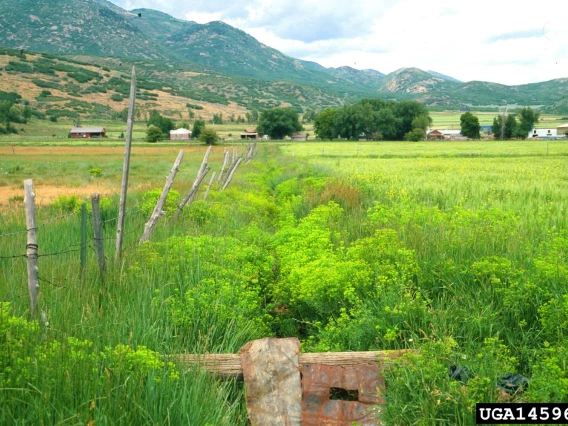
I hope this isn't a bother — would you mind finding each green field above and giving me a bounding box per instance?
[1,141,567,424]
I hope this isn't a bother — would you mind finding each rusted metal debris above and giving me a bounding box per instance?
[240,337,302,426]
[301,363,384,426]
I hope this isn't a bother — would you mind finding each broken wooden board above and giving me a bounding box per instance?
[239,337,302,426]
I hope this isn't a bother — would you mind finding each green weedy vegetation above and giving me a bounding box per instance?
[0,141,567,424]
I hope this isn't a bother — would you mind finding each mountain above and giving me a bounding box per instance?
[1,0,568,112]
[0,0,167,60]
[376,68,459,94]
[0,0,368,96]
[427,70,462,83]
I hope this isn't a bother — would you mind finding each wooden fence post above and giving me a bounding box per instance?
[218,151,230,182]
[80,202,87,273]
[140,150,184,243]
[115,66,136,262]
[203,171,216,201]
[91,193,106,274]
[24,179,39,319]
[221,158,242,190]
[173,145,212,219]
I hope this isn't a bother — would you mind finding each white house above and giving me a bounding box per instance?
[170,128,192,140]
[528,128,557,138]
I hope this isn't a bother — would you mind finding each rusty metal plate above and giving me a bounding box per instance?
[301,363,384,426]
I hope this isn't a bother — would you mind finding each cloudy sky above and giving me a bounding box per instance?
[110,0,567,86]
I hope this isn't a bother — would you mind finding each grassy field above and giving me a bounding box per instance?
[1,141,567,424]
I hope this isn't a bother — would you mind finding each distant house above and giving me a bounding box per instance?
[292,132,308,141]
[429,129,465,140]
[557,123,568,136]
[170,128,191,140]
[358,132,368,141]
[529,128,557,138]
[426,130,444,140]
[69,127,106,138]
[240,128,258,140]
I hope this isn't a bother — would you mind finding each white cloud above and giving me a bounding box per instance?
[108,0,568,85]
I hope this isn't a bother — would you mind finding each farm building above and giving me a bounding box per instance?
[529,128,557,138]
[557,124,568,135]
[170,128,191,140]
[240,128,258,140]
[69,127,106,138]
[292,132,309,141]
[426,130,444,140]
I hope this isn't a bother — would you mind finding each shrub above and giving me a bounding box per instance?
[146,125,164,143]
[198,126,219,145]
[140,188,180,217]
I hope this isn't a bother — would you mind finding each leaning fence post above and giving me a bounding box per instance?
[173,145,211,219]
[115,66,136,262]
[140,150,184,243]
[203,171,216,201]
[218,150,230,182]
[221,157,242,191]
[91,193,106,274]
[80,202,87,273]
[24,179,40,319]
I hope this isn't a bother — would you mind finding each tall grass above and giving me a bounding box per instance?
[1,141,567,424]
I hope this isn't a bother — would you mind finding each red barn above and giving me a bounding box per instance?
[69,127,106,138]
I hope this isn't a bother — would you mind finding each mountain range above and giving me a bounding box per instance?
[1,0,567,113]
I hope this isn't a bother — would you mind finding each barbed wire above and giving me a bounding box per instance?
[0,207,144,239]
[0,253,27,260]
[0,211,77,238]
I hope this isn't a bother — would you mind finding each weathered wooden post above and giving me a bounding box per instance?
[221,157,242,190]
[218,151,230,182]
[91,193,106,274]
[115,66,136,262]
[80,202,87,273]
[173,145,212,219]
[140,150,184,243]
[203,171,216,201]
[24,179,39,319]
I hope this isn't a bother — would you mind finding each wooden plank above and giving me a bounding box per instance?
[170,349,410,378]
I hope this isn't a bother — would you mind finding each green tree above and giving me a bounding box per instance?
[514,107,540,139]
[192,119,205,139]
[198,127,219,145]
[212,113,223,125]
[146,125,164,143]
[492,114,517,139]
[314,109,337,140]
[257,107,303,140]
[460,112,480,139]
[405,128,425,141]
[245,109,259,124]
[147,111,175,135]
[328,99,429,141]
[112,107,129,122]
[302,109,317,123]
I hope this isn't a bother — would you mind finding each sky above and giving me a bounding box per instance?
[109,0,568,86]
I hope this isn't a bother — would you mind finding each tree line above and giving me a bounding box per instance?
[314,99,432,141]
